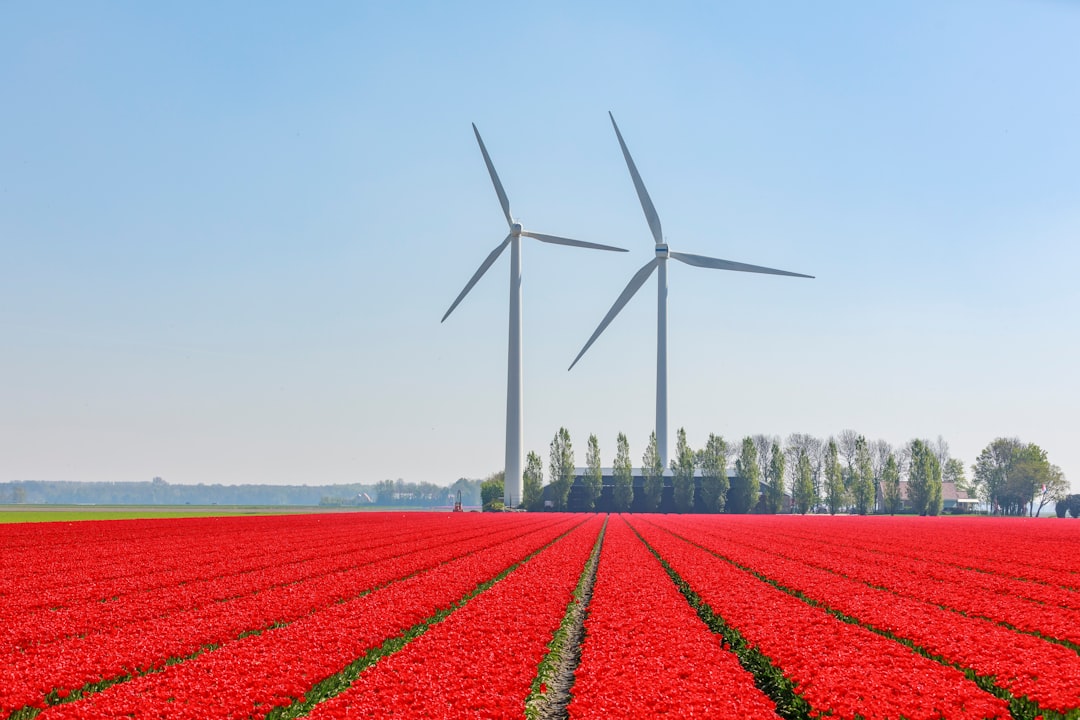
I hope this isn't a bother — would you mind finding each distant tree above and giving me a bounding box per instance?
[612,433,633,512]
[788,433,824,502]
[881,453,902,514]
[375,479,395,504]
[698,434,729,513]
[851,435,875,515]
[1006,444,1054,516]
[972,437,1023,515]
[794,452,815,514]
[584,434,603,511]
[869,439,893,512]
[734,437,761,514]
[481,471,505,512]
[824,439,846,515]
[1035,465,1068,517]
[765,441,786,514]
[641,431,664,512]
[752,435,777,490]
[548,427,575,511]
[943,457,968,490]
[523,451,543,510]
[908,439,942,516]
[836,429,861,492]
[671,428,696,513]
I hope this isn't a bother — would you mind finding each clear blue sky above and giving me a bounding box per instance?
[2,1,1077,490]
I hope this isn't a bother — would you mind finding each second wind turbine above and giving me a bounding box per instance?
[443,124,627,507]
[569,112,814,469]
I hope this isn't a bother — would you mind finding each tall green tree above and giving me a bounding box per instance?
[522,451,543,510]
[548,427,575,511]
[641,431,664,512]
[824,439,846,515]
[1007,444,1053,516]
[481,470,505,512]
[852,435,875,515]
[671,427,696,513]
[698,434,729,513]
[612,432,634,512]
[734,437,761,513]
[584,434,603,511]
[908,439,943,516]
[794,452,815,514]
[881,453,902,514]
[972,437,1024,515]
[765,441,786,513]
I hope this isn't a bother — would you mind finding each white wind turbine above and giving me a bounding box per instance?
[443,124,627,507]
[569,112,813,469]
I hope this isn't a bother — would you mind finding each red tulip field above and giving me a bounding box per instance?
[2,512,1078,719]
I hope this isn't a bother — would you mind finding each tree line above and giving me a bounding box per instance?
[499,428,1068,516]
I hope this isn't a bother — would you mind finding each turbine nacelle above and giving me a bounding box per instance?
[510,222,523,236]
[655,243,670,259]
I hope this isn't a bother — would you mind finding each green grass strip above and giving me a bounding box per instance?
[525,516,607,720]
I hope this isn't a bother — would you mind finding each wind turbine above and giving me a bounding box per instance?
[443,123,627,507]
[569,112,813,469]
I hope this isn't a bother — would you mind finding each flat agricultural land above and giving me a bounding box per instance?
[0,504,349,524]
[2,513,1078,719]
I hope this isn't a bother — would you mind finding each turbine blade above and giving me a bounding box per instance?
[441,235,513,322]
[669,251,814,279]
[609,112,663,245]
[521,231,627,252]
[569,258,659,370]
[472,124,513,228]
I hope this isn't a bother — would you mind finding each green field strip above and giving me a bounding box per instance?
[525,516,607,720]
[650,523,1076,720]
[263,517,594,720]
[627,524,813,720]
[0,507,311,524]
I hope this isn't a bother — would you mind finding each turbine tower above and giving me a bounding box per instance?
[569,112,813,468]
[444,124,627,507]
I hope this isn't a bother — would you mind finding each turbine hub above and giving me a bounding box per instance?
[510,222,523,236]
[655,243,669,258]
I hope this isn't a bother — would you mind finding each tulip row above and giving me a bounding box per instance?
[699,516,1080,647]
[567,517,780,719]
[0,514,580,716]
[1,515,514,652]
[648,514,1080,715]
[629,517,1011,720]
[35,515,586,720]
[301,515,605,719]
[749,515,1080,591]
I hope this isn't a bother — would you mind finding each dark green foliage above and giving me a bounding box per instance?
[881,453,902,514]
[523,452,543,511]
[765,441,785,514]
[908,439,942,516]
[698,434,729,513]
[548,427,575,511]
[851,435,874,515]
[584,434,603,512]
[671,428,696,513]
[734,437,760,514]
[641,431,664,512]
[612,433,634,513]
[824,440,845,515]
[481,471,504,511]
